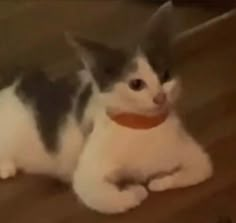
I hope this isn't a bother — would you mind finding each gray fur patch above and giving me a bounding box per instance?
[16,69,79,152]
[76,83,92,122]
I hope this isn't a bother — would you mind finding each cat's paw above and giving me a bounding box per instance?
[98,184,149,214]
[148,176,174,192]
[114,185,148,213]
[126,184,149,204]
[0,161,17,179]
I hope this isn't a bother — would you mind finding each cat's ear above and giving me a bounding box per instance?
[65,32,122,71]
[65,32,103,70]
[141,1,174,71]
[65,32,129,90]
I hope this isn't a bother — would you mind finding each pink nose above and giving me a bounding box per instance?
[153,92,167,105]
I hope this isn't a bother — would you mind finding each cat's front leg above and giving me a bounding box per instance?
[73,163,148,214]
[148,145,213,192]
[0,160,17,179]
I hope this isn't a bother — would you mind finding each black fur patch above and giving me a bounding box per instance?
[76,83,92,122]
[16,69,78,152]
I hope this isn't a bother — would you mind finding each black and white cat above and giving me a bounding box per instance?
[0,1,212,214]
[71,3,213,214]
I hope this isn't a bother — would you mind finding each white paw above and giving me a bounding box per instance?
[116,185,148,213]
[126,184,149,203]
[0,161,17,179]
[98,185,149,214]
[148,176,174,192]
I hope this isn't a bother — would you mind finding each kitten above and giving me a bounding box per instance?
[0,66,95,181]
[72,2,213,214]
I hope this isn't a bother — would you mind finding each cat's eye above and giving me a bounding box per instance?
[161,70,171,83]
[128,79,146,91]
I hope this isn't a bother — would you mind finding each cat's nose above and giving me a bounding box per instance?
[153,92,167,106]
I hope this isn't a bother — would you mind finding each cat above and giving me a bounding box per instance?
[0,65,96,181]
[71,2,213,214]
[0,1,212,214]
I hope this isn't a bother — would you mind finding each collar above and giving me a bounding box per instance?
[107,110,168,129]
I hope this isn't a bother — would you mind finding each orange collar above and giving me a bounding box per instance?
[107,110,168,129]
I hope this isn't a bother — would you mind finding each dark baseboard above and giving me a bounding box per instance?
[136,0,235,9]
[172,0,235,9]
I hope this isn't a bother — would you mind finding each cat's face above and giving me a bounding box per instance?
[67,36,179,115]
[67,1,178,115]
[97,52,179,115]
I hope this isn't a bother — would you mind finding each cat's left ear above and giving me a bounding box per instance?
[65,32,130,90]
[65,32,126,72]
[65,32,103,70]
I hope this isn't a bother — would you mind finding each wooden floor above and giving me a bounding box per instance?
[0,1,236,223]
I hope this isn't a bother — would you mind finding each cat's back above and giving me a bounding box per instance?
[0,68,85,179]
[0,67,84,151]
[0,68,79,138]
[0,67,79,107]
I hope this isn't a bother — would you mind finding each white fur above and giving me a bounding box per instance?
[73,56,213,214]
[0,82,84,181]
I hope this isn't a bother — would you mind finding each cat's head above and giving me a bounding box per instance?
[66,2,180,116]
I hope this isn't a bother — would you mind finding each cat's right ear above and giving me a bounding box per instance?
[140,1,174,71]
